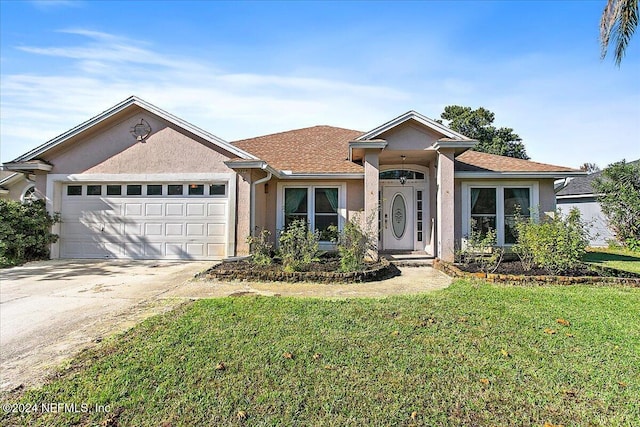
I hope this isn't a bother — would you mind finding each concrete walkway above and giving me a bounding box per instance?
[0,260,450,392]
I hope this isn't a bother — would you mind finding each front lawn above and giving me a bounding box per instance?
[584,248,640,275]
[2,281,639,426]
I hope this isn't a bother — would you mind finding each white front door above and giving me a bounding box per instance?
[382,185,414,250]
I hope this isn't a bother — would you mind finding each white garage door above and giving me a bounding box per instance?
[60,182,229,260]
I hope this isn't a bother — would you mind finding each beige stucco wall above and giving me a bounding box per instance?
[538,179,558,215]
[379,122,442,151]
[1,174,32,201]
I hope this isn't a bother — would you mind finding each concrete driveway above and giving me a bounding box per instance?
[0,259,211,392]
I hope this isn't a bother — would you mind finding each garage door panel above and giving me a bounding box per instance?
[60,183,228,260]
[145,203,163,216]
[187,203,206,216]
[166,204,184,216]
[124,203,143,216]
[165,223,184,236]
[186,243,205,257]
[187,223,205,236]
[144,223,163,236]
[124,223,143,236]
[207,203,226,216]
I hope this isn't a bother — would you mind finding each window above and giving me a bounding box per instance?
[21,185,39,203]
[127,185,142,196]
[379,170,425,180]
[470,188,497,237]
[504,188,530,244]
[168,185,183,195]
[67,185,82,196]
[282,186,341,241]
[147,185,163,196]
[107,185,122,196]
[188,184,204,195]
[284,188,308,228]
[87,185,102,196]
[209,184,226,196]
[314,188,338,240]
[465,184,535,246]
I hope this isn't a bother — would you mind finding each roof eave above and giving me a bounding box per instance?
[455,171,586,179]
[4,161,53,172]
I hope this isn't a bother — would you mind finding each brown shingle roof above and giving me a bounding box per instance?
[232,126,364,174]
[455,150,579,173]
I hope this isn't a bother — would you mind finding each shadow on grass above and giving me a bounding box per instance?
[584,252,640,264]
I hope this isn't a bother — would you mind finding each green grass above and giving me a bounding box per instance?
[584,248,640,275]
[2,281,639,426]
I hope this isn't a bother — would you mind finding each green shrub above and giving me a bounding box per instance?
[332,221,368,272]
[457,223,503,274]
[246,228,274,266]
[0,199,60,267]
[278,219,320,272]
[513,208,588,274]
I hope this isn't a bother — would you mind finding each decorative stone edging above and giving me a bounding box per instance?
[199,258,400,284]
[432,259,640,287]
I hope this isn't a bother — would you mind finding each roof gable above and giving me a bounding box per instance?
[356,110,473,141]
[12,96,257,162]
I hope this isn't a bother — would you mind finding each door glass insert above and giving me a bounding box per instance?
[391,193,407,239]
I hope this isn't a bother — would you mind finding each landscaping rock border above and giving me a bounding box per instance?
[433,259,640,287]
[198,258,400,284]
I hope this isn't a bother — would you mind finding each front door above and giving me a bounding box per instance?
[382,185,414,250]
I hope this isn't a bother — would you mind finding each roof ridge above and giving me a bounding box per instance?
[232,125,364,144]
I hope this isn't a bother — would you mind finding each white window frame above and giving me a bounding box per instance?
[461,181,539,247]
[276,182,347,249]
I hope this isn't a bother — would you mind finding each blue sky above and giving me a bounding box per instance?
[1,0,639,168]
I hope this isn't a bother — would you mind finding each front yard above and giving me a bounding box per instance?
[2,280,638,426]
[584,248,640,275]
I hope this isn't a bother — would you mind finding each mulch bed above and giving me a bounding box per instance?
[434,259,640,287]
[198,256,401,284]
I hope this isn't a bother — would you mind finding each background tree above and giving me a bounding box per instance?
[601,0,638,66]
[438,105,529,159]
[592,159,640,250]
[580,162,601,173]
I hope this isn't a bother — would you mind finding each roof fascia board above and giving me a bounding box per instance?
[0,172,21,186]
[433,140,477,150]
[356,110,469,141]
[456,171,586,179]
[4,162,53,172]
[556,194,598,199]
[13,96,257,162]
[0,188,8,195]
[279,173,364,180]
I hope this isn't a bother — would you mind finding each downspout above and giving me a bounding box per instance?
[250,166,272,235]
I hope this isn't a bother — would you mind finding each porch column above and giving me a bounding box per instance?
[364,149,380,259]
[436,148,455,262]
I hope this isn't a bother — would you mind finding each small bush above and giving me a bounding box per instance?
[246,228,274,266]
[332,221,368,272]
[0,199,60,267]
[513,208,588,274]
[278,219,320,272]
[458,223,503,274]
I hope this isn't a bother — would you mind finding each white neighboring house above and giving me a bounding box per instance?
[556,170,615,247]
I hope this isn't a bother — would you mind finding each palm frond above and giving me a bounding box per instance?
[600,0,639,66]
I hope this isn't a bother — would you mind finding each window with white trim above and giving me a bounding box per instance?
[283,186,340,241]
[466,184,534,246]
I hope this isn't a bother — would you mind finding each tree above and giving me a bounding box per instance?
[592,159,640,249]
[438,105,529,159]
[579,162,601,174]
[600,0,638,66]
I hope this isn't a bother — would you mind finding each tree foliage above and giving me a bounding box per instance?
[592,160,640,249]
[601,0,638,66]
[439,105,529,159]
[0,199,60,267]
[579,162,601,174]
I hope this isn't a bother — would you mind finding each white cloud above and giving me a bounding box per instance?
[1,30,411,161]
